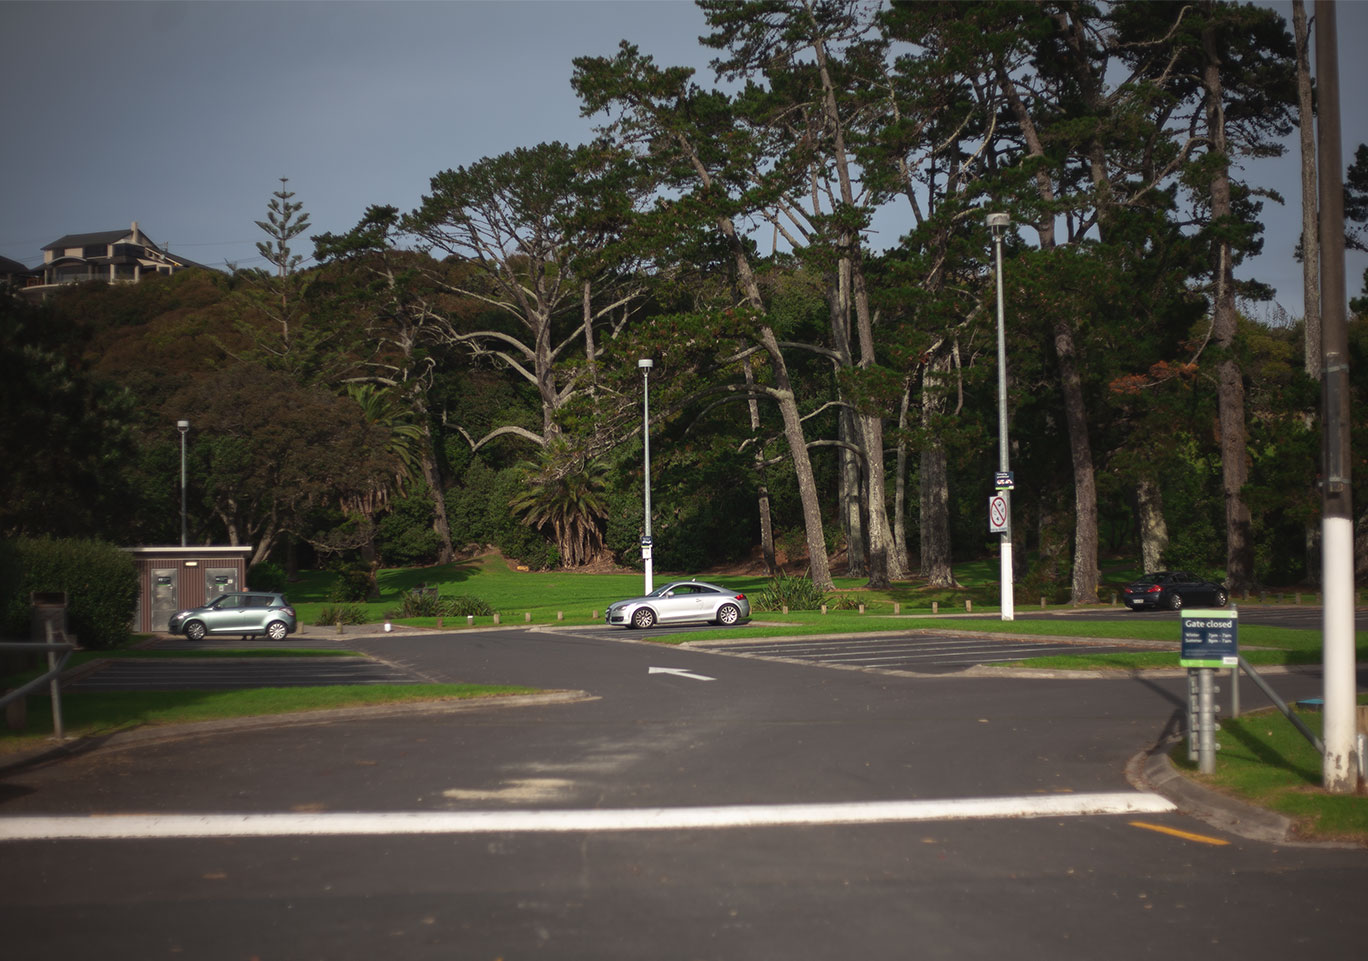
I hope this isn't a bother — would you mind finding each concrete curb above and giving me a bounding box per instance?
[1127,745,1300,845]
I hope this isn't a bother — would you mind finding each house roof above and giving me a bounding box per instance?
[43,229,138,251]
[0,256,31,275]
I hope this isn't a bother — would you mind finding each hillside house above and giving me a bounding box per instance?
[20,222,207,296]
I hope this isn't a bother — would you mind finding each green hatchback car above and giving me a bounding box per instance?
[168,592,298,641]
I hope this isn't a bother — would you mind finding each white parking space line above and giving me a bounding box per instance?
[0,793,1176,840]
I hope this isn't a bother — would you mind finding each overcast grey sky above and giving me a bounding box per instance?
[2,0,1364,318]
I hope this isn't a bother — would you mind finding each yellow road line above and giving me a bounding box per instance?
[1129,820,1230,846]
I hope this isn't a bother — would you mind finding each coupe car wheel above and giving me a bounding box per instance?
[715,603,740,626]
[1168,592,1183,611]
[631,608,656,629]
[185,620,207,641]
[266,620,288,641]
[1214,589,1229,607]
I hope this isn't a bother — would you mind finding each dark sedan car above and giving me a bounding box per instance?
[1122,572,1228,611]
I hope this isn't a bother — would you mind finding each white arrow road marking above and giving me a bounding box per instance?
[649,666,716,681]
[0,793,1176,840]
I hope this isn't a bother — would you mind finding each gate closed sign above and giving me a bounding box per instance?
[1180,609,1238,667]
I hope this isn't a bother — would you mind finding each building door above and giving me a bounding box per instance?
[150,569,179,632]
[204,568,238,599]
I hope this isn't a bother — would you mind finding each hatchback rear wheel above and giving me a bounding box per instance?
[265,620,289,641]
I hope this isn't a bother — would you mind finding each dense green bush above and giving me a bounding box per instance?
[394,588,494,618]
[328,562,376,603]
[0,537,138,649]
[751,573,829,612]
[246,561,287,593]
[314,604,368,626]
[445,463,559,570]
[375,486,441,566]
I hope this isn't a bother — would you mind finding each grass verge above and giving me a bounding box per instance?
[1170,703,1368,843]
[1,683,538,757]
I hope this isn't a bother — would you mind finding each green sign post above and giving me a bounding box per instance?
[1181,609,1237,773]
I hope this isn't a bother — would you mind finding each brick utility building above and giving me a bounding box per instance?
[126,546,254,634]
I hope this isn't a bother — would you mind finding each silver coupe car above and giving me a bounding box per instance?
[606,581,750,629]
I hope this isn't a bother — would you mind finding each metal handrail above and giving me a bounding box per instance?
[1236,653,1325,754]
[1,623,76,739]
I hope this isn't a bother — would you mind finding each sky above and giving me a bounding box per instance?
[2,0,1365,321]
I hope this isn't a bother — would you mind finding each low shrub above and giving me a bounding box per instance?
[329,563,376,603]
[314,604,368,627]
[752,573,829,612]
[394,588,495,619]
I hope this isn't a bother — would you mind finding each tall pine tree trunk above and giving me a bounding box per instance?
[743,360,776,575]
[1202,24,1255,592]
[918,353,955,587]
[1136,477,1169,574]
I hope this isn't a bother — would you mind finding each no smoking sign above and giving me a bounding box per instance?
[988,494,1009,533]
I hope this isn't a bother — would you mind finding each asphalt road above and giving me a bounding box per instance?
[1,625,1363,960]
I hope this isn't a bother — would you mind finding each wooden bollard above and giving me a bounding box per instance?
[965,599,972,613]
[820,604,827,614]
[524,612,531,623]
[858,603,866,614]
[932,601,939,614]
[557,611,564,621]
[493,613,500,625]
[466,615,474,626]
[893,602,900,614]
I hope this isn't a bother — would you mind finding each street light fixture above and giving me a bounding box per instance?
[177,420,190,547]
[638,359,654,595]
[987,212,1014,621]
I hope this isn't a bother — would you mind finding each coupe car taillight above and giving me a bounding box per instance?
[734,593,746,600]
[1146,584,1162,594]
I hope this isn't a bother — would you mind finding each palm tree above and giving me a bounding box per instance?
[341,383,427,566]
[509,442,610,568]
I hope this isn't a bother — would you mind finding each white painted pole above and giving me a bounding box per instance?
[1314,0,1358,792]
[990,214,1014,621]
[640,359,654,596]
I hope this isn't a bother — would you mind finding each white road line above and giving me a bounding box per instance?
[0,792,1175,840]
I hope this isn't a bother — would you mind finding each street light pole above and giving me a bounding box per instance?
[177,419,190,547]
[639,359,654,595]
[988,213,1014,621]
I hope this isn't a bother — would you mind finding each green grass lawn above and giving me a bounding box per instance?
[279,554,1364,668]
[1,682,538,756]
[1171,704,1368,843]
